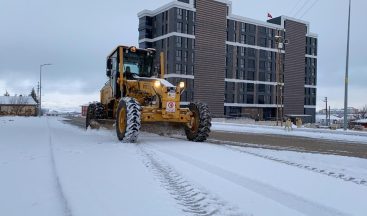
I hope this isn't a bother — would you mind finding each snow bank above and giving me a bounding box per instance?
[212,122,367,144]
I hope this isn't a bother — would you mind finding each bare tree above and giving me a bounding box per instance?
[359,105,367,119]
[10,96,29,116]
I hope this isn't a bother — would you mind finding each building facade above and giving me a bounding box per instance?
[138,0,318,122]
[0,96,37,116]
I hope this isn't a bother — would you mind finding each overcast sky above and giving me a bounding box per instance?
[0,0,366,112]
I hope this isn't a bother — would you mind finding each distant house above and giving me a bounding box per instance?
[316,114,343,126]
[351,119,367,129]
[81,104,88,117]
[0,96,37,116]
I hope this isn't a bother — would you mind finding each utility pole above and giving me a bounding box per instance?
[344,0,352,130]
[37,82,40,115]
[275,31,287,126]
[39,64,52,117]
[329,105,331,125]
[323,97,328,126]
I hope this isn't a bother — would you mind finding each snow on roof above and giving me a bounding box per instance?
[354,119,367,124]
[316,114,342,120]
[0,96,37,105]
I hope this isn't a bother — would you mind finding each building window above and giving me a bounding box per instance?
[247,35,256,45]
[176,50,182,61]
[241,23,245,32]
[258,95,265,104]
[183,51,188,62]
[240,59,244,68]
[177,22,183,33]
[248,59,256,68]
[248,48,255,57]
[184,38,188,48]
[240,35,245,44]
[247,71,255,80]
[240,47,245,56]
[259,61,266,70]
[259,72,265,81]
[247,95,254,104]
[247,83,254,92]
[258,84,265,93]
[236,70,242,79]
[266,73,272,82]
[176,64,181,73]
[176,37,182,48]
[177,8,183,19]
[182,65,187,74]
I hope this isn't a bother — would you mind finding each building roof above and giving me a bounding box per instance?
[316,114,342,121]
[0,96,37,105]
[354,119,367,124]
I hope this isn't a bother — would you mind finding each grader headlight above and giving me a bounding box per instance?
[154,80,161,88]
[179,81,185,89]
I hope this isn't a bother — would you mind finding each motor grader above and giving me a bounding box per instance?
[86,46,211,143]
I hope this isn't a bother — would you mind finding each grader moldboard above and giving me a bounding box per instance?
[86,46,211,142]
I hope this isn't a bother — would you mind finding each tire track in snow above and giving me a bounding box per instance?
[223,144,367,187]
[47,119,73,216]
[152,147,350,216]
[138,145,244,216]
[172,136,367,187]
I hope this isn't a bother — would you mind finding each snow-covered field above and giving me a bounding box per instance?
[1,117,367,216]
[212,122,367,144]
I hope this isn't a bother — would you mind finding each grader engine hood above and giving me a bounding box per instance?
[146,78,183,117]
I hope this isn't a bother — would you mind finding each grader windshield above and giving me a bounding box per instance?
[123,47,155,77]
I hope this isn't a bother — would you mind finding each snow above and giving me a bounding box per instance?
[1,117,367,216]
[316,114,342,121]
[212,122,367,144]
[354,118,367,124]
[0,96,37,105]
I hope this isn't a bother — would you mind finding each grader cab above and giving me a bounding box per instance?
[86,46,211,142]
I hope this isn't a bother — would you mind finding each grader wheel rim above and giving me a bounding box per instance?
[118,107,126,133]
[189,112,199,132]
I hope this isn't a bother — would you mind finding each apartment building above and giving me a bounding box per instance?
[138,0,317,122]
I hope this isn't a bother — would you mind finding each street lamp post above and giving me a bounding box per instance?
[39,64,52,116]
[343,0,352,130]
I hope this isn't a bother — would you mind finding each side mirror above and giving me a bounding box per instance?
[106,59,112,77]
[106,69,111,77]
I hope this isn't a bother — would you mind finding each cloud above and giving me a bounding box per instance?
[1,0,366,112]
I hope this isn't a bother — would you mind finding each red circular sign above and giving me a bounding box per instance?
[168,102,174,108]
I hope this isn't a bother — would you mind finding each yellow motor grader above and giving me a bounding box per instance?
[86,46,211,143]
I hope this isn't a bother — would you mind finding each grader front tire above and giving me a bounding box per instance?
[116,97,141,143]
[185,102,212,142]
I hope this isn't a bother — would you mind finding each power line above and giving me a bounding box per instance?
[288,0,304,15]
[299,0,319,19]
[293,0,310,17]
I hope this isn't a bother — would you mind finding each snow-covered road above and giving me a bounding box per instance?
[1,117,367,216]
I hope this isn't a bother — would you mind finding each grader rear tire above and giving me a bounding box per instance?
[86,103,96,129]
[185,102,211,142]
[116,97,141,143]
